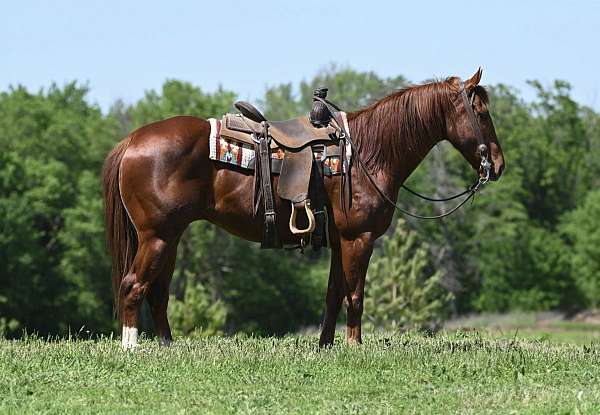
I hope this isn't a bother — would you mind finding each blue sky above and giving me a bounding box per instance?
[3,1,599,112]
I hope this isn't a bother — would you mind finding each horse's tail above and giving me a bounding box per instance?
[101,136,137,319]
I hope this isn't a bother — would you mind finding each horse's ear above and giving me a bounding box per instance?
[465,67,483,91]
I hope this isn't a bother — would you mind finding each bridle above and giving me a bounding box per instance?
[320,79,493,220]
[392,81,492,219]
[459,80,493,184]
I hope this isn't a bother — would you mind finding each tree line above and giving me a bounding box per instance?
[1,67,599,338]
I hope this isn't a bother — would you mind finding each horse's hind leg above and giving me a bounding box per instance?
[146,245,178,347]
[120,234,173,349]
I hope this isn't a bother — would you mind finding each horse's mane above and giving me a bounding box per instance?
[347,77,487,172]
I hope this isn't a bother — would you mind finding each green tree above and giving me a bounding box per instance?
[57,171,115,332]
[168,280,227,338]
[467,82,588,311]
[562,189,600,308]
[129,79,236,127]
[0,83,119,336]
[364,219,452,330]
[409,82,588,313]
[260,65,408,119]
[298,65,408,111]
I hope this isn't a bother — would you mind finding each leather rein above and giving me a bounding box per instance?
[318,81,492,220]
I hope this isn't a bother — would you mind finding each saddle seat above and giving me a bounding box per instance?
[231,101,337,149]
[269,118,336,149]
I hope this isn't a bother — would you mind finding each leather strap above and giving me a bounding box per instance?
[256,123,280,248]
[460,83,487,150]
[309,159,328,250]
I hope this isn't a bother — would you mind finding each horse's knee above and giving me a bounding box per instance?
[347,294,364,316]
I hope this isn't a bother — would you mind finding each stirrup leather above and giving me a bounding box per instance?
[289,200,316,235]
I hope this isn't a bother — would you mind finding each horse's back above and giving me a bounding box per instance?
[128,115,210,155]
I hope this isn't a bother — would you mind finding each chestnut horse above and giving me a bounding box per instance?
[102,69,504,349]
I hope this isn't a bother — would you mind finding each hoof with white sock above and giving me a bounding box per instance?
[122,326,138,350]
[159,337,172,347]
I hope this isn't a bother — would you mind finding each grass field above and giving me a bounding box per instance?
[446,312,600,345]
[1,330,600,414]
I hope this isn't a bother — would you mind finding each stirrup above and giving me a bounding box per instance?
[289,200,316,235]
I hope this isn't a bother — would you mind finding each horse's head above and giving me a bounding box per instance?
[446,69,504,181]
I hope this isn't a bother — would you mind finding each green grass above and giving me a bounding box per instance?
[1,332,600,414]
[446,312,600,345]
[487,327,600,345]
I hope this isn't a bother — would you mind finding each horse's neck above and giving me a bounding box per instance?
[350,106,441,199]
[378,139,439,205]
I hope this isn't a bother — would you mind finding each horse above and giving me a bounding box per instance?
[102,69,505,349]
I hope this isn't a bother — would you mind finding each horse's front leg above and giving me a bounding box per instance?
[319,246,344,347]
[340,233,374,344]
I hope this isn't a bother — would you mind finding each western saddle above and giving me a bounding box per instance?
[219,88,350,250]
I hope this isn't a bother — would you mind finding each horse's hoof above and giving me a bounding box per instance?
[159,337,172,347]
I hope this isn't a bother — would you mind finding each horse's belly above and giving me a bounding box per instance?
[206,166,301,245]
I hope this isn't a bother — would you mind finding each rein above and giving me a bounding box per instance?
[317,81,492,220]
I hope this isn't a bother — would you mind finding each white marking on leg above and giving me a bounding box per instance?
[159,337,172,347]
[122,326,138,350]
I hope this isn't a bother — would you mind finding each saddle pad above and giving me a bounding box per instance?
[208,118,343,175]
[209,118,256,168]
